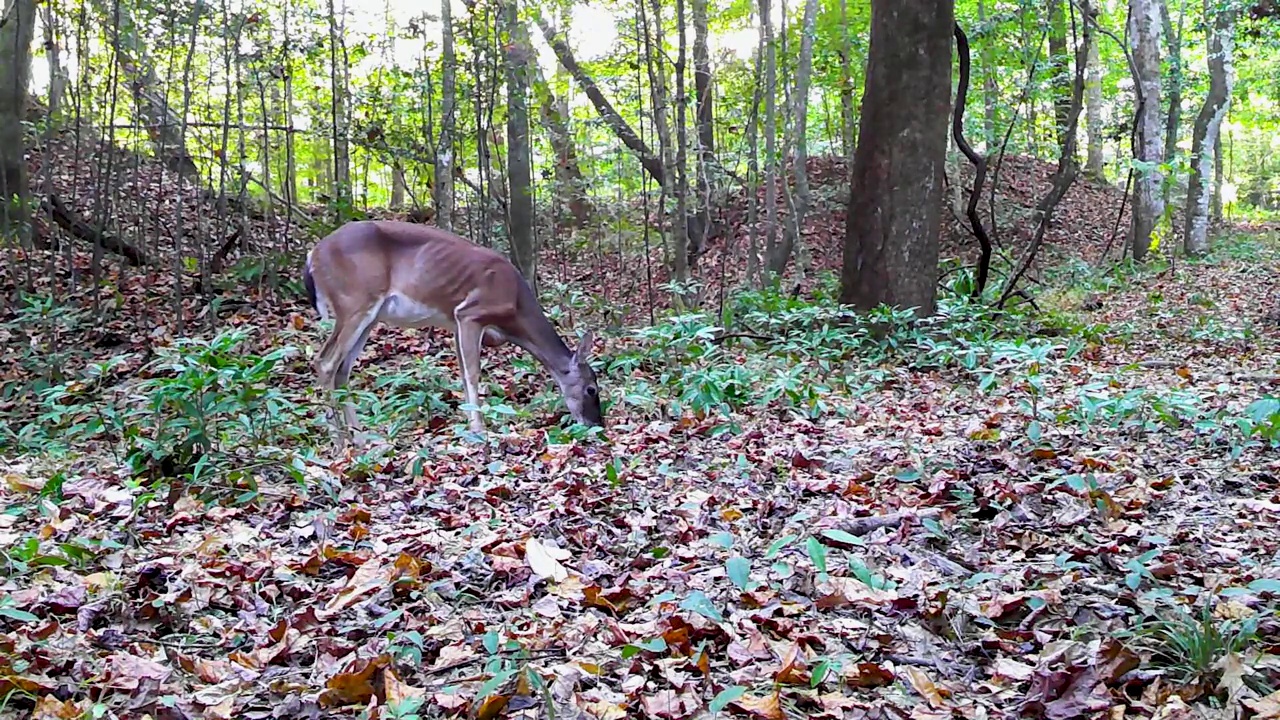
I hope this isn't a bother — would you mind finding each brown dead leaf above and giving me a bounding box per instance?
[1244,690,1280,719]
[845,662,895,687]
[774,642,809,685]
[475,694,510,720]
[641,689,700,719]
[317,654,390,707]
[903,666,947,708]
[30,696,87,720]
[728,690,784,720]
[104,651,171,690]
[319,555,392,617]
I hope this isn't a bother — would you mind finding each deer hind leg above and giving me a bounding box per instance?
[316,303,381,451]
[454,319,487,434]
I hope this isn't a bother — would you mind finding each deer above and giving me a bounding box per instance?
[302,220,604,451]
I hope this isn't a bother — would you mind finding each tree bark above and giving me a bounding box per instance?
[436,0,456,231]
[839,0,856,155]
[505,0,536,283]
[327,0,352,208]
[1048,0,1072,153]
[767,0,820,280]
[644,0,685,282]
[978,0,997,148]
[840,0,954,317]
[1183,0,1234,256]
[690,0,713,264]
[759,0,779,286]
[1128,0,1163,261]
[1160,0,1185,168]
[0,0,35,240]
[532,60,591,228]
[1084,26,1105,178]
[88,0,201,182]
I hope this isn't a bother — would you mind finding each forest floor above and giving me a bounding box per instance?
[4,144,1280,719]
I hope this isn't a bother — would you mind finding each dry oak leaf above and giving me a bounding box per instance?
[526,537,571,582]
[1244,690,1280,719]
[319,555,394,618]
[30,696,87,720]
[814,577,898,610]
[903,667,948,708]
[318,654,391,708]
[728,690,785,720]
[641,689,701,720]
[103,651,172,690]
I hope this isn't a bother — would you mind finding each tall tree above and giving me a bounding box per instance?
[1184,0,1236,255]
[0,0,36,240]
[759,0,778,286]
[327,0,352,209]
[978,0,997,147]
[1084,22,1105,178]
[1128,0,1164,261]
[505,0,536,282]
[436,0,456,231]
[767,0,820,279]
[1048,0,1072,152]
[840,0,954,316]
[1161,0,1186,168]
[690,0,713,262]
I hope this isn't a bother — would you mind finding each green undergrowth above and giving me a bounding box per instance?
[2,233,1278,495]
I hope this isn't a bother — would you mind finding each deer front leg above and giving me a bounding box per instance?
[454,321,487,435]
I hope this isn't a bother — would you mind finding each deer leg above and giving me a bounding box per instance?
[313,320,349,451]
[334,319,377,443]
[317,304,380,451]
[454,320,487,434]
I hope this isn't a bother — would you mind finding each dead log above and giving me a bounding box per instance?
[41,194,151,266]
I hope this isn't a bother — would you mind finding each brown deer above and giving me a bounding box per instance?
[303,220,603,450]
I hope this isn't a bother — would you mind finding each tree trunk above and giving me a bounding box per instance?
[1084,26,1105,179]
[759,0,779,286]
[1183,0,1234,256]
[327,0,351,209]
[89,0,201,182]
[674,0,692,283]
[283,0,298,209]
[1048,0,1072,153]
[390,162,406,209]
[766,0,820,280]
[1161,0,1185,168]
[839,0,856,155]
[538,16,665,186]
[436,0,456,231]
[505,0,536,283]
[40,1,66,117]
[1128,0,1163,261]
[1212,129,1224,224]
[690,0,713,264]
[532,61,591,228]
[840,0,953,317]
[978,0,997,148]
[645,0,685,282]
[0,0,35,240]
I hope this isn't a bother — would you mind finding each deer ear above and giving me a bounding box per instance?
[574,330,595,363]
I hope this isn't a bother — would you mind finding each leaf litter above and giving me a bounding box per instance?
[2,140,1280,719]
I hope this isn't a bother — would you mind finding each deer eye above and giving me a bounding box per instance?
[586,386,598,397]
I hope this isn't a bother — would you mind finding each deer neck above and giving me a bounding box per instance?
[507,278,575,382]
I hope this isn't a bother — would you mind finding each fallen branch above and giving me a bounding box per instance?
[835,508,942,537]
[41,194,152,266]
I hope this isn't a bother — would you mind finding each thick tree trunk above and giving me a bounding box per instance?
[283,0,298,209]
[1183,0,1234,255]
[0,0,35,240]
[505,0,536,283]
[390,162,406,209]
[1212,130,1224,224]
[766,0,820,279]
[1085,29,1105,178]
[674,0,692,283]
[436,0,456,231]
[839,0,953,317]
[1128,0,1163,261]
